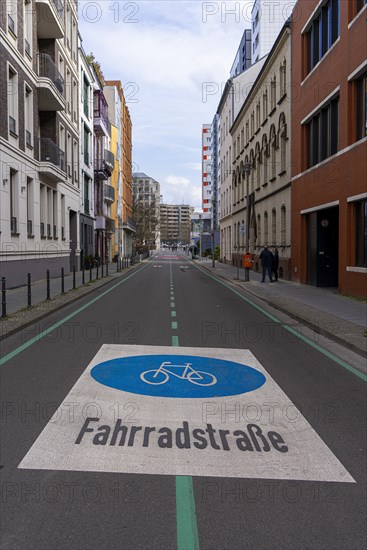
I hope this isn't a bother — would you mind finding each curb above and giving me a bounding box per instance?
[195,261,367,359]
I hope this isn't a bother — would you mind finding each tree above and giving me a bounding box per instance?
[132,195,160,249]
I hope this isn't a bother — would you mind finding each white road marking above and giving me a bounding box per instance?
[18,345,355,483]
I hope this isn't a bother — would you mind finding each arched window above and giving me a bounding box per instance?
[281,205,286,246]
[249,150,254,194]
[269,125,276,180]
[257,213,261,247]
[272,208,276,246]
[264,211,268,245]
[255,142,261,189]
[278,113,287,173]
[241,128,244,149]
[262,135,268,185]
[241,219,245,248]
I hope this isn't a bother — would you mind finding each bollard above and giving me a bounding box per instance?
[96,263,99,279]
[82,267,85,285]
[27,273,31,308]
[106,261,109,277]
[89,265,92,282]
[73,266,76,290]
[46,270,50,300]
[1,277,6,317]
[61,267,65,294]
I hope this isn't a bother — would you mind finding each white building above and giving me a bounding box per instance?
[132,173,161,249]
[251,0,296,63]
[0,0,81,287]
[218,57,267,263]
[79,37,95,267]
[202,124,212,217]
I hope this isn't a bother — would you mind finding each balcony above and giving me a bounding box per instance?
[93,90,111,136]
[105,217,115,234]
[39,137,65,182]
[122,217,137,233]
[103,184,115,204]
[94,150,115,180]
[36,0,64,39]
[37,54,65,111]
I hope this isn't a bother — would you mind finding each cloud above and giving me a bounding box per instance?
[79,1,253,206]
[162,175,202,209]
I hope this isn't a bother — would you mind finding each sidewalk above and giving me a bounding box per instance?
[0,259,144,340]
[195,257,367,357]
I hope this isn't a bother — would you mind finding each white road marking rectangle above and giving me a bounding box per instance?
[18,345,355,482]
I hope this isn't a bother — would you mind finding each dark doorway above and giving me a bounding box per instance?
[307,206,339,287]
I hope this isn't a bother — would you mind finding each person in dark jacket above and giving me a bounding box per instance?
[259,246,274,282]
[272,248,279,281]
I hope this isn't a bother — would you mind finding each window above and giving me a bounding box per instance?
[280,60,286,97]
[272,209,277,245]
[7,0,17,36]
[24,0,32,56]
[264,212,268,245]
[257,214,261,246]
[250,112,254,136]
[307,0,340,73]
[256,101,260,130]
[53,191,58,238]
[356,0,367,11]
[306,96,339,168]
[67,133,72,178]
[66,68,71,112]
[10,169,18,234]
[270,76,276,110]
[281,206,286,245]
[25,84,33,147]
[356,72,367,141]
[27,177,33,235]
[73,139,78,184]
[241,128,244,149]
[8,65,18,136]
[40,184,46,237]
[246,121,249,143]
[355,200,367,267]
[263,89,268,120]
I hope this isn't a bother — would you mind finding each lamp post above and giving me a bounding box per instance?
[242,162,252,282]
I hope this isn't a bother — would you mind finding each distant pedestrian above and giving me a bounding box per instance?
[272,248,279,282]
[259,246,274,283]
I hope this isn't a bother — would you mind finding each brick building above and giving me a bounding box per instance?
[291,0,367,297]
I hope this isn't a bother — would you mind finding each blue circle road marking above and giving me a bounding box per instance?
[90,355,266,398]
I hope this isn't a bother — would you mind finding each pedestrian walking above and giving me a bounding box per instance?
[272,248,279,281]
[259,246,274,283]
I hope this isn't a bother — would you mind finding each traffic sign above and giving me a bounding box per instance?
[19,345,355,483]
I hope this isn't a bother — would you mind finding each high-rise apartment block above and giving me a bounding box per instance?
[230,29,252,78]
[160,204,192,245]
[202,124,212,216]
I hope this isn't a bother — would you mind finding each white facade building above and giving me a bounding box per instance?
[218,57,267,263]
[132,173,161,249]
[79,37,95,267]
[251,0,296,63]
[202,124,212,216]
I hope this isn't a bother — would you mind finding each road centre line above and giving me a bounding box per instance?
[193,263,367,383]
[0,264,148,367]
[169,260,200,550]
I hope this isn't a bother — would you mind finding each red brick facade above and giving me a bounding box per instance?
[291,0,367,297]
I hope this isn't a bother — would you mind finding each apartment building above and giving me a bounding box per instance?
[132,172,161,249]
[230,29,252,78]
[231,21,292,278]
[105,80,135,258]
[90,63,115,264]
[291,0,367,297]
[79,36,94,266]
[218,57,267,263]
[202,124,212,216]
[0,0,80,287]
[160,204,191,245]
[251,0,296,63]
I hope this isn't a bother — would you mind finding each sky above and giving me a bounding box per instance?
[78,1,253,209]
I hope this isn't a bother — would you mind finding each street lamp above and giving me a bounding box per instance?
[242,162,252,282]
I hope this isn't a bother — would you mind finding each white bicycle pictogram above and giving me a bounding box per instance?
[140,361,217,386]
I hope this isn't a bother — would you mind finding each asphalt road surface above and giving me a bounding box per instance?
[1,251,366,550]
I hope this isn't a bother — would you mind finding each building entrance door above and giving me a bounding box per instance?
[307,206,339,287]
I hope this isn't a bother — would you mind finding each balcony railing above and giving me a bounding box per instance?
[38,53,64,95]
[39,137,65,172]
[103,184,115,203]
[122,217,137,232]
[104,149,114,172]
[93,90,111,135]
[105,217,115,233]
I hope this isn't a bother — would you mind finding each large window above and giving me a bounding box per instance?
[306,96,339,168]
[307,0,340,73]
[356,72,367,141]
[356,200,367,267]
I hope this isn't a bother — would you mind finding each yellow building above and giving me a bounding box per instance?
[109,123,120,259]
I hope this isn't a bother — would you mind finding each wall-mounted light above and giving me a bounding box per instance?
[3,179,8,186]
